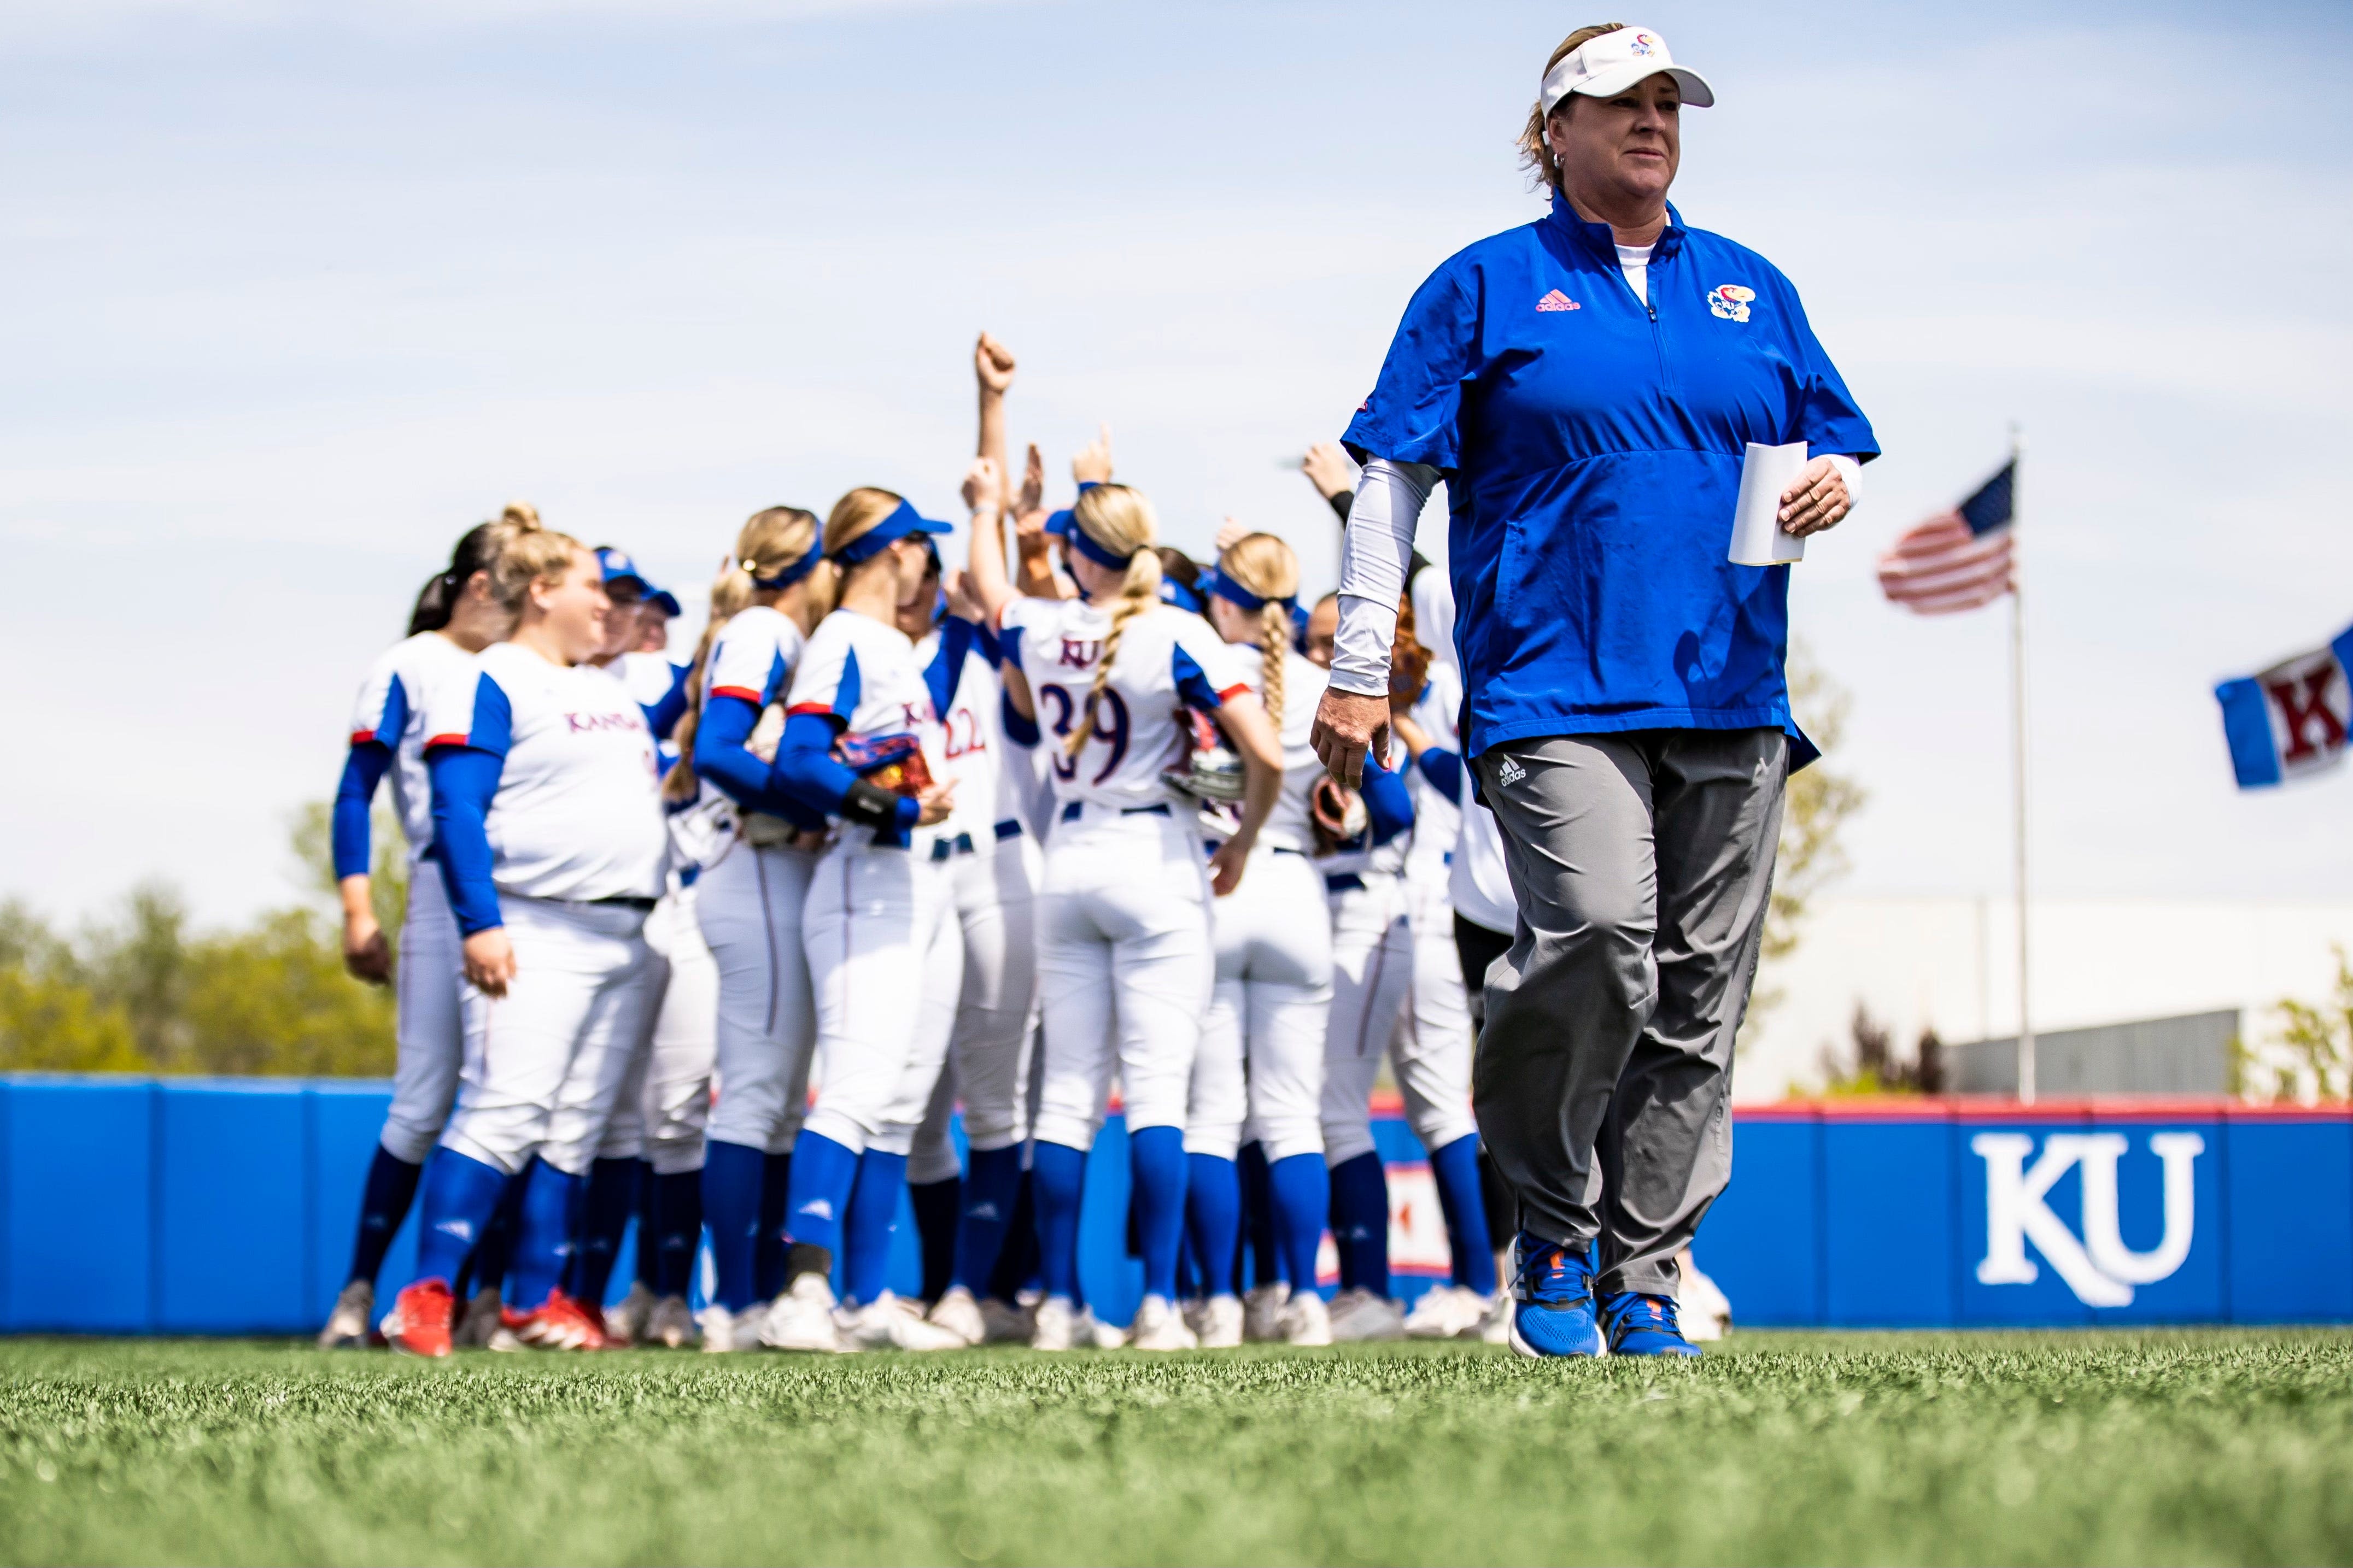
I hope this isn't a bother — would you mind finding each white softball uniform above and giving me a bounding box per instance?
[998,597,1245,1150]
[788,609,961,1158]
[423,642,668,1177]
[692,605,821,1156]
[1189,644,1332,1165]
[597,879,719,1175]
[347,631,481,1164]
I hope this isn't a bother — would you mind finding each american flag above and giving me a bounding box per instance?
[1877,461,2016,614]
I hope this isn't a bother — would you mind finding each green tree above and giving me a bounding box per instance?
[1742,639,1867,1046]
[182,908,396,1077]
[2266,947,2352,1103]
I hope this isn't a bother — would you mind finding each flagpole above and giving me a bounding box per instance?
[2010,424,2034,1105]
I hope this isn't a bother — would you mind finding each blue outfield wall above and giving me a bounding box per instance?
[2,1077,2348,1334]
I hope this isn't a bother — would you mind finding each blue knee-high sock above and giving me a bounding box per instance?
[1185,1153,1240,1298]
[344,1147,423,1288]
[988,1167,1040,1302]
[457,1162,531,1301]
[701,1141,768,1312]
[651,1170,704,1299]
[567,1156,641,1307]
[1328,1151,1391,1299]
[951,1144,1022,1294]
[1238,1141,1279,1286]
[1129,1126,1188,1301]
[781,1132,858,1277]
[511,1161,587,1307]
[757,1152,793,1298]
[633,1158,659,1289]
[1031,1141,1087,1301]
[1429,1135,1497,1295]
[413,1149,512,1288]
[843,1148,909,1306]
[1269,1152,1330,1300]
[910,1177,960,1303]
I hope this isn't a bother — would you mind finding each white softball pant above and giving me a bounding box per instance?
[441,895,658,1178]
[596,884,718,1174]
[1189,847,1332,1164]
[911,827,1042,1185]
[1320,869,1477,1166]
[801,838,962,1159]
[1033,804,1212,1153]
[696,840,818,1155]
[379,863,465,1164]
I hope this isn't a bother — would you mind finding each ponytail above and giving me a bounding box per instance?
[1213,530,1303,731]
[409,503,540,635]
[662,505,820,802]
[1064,485,1162,757]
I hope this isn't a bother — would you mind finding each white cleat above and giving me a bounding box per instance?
[1402,1284,1486,1340]
[1243,1282,1291,1343]
[841,1292,968,1352]
[698,1302,765,1353]
[762,1273,854,1353]
[1193,1293,1245,1349]
[978,1295,1035,1345]
[317,1280,374,1349]
[1478,1289,1513,1345]
[602,1282,657,1347]
[1081,1307,1126,1350]
[453,1286,505,1349]
[1127,1294,1198,1351]
[647,1294,699,1349]
[1328,1287,1408,1342]
[1676,1252,1733,1343]
[1029,1294,1078,1352]
[1279,1291,1333,1347]
[926,1286,986,1347]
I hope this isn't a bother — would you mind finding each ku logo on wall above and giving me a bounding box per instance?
[1972,1131,2204,1308]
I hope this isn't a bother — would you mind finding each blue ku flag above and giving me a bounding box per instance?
[2214,622,2353,788]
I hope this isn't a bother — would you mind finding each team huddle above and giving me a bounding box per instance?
[315,333,1615,1356]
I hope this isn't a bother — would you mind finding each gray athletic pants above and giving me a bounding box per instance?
[1470,728,1786,1298]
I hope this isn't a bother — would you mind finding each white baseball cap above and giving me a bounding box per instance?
[1540,26,1714,115]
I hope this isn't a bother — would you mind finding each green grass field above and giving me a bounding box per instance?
[2,1331,2348,1566]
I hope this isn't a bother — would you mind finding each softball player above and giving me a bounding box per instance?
[760,485,965,1355]
[898,562,1048,1346]
[1186,532,1353,1348]
[317,508,526,1348]
[386,522,670,1358]
[964,459,1284,1353]
[660,508,832,1352]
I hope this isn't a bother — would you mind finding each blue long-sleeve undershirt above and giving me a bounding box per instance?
[773,712,920,837]
[426,747,506,935]
[643,662,690,743]
[1361,754,1414,845]
[331,741,394,879]
[1414,746,1464,806]
[692,695,827,830]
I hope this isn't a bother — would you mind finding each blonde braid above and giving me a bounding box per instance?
[1256,601,1290,731]
[1063,484,1162,757]
[1068,556,1160,756]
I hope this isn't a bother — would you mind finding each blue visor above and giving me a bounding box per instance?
[1043,481,1099,538]
[1068,520,1140,573]
[1203,568,1292,616]
[833,499,953,566]
[1160,577,1205,615]
[748,540,822,590]
[595,547,649,594]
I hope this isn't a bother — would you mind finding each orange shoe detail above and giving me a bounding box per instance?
[390,1278,456,1358]
[514,1289,609,1350]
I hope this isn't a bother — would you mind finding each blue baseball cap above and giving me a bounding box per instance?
[594,547,649,595]
[645,586,682,618]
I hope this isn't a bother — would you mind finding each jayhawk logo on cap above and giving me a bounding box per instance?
[1629,31,1657,55]
[1708,284,1755,322]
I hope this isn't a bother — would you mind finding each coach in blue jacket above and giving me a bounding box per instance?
[1313,23,1876,1358]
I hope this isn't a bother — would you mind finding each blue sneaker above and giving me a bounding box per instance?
[1506,1233,1603,1359]
[1602,1291,1701,1357]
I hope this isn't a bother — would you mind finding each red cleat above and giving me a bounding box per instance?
[512,1289,610,1350]
[389,1278,456,1358]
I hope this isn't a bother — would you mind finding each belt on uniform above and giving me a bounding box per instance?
[590,895,658,911]
[931,819,1027,861]
[1325,872,1366,894]
[501,889,659,912]
[1061,801,1169,823]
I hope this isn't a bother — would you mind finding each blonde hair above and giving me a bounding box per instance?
[1517,23,1628,192]
[488,509,585,612]
[1066,483,1162,756]
[662,506,821,802]
[1215,532,1301,732]
[815,487,909,617]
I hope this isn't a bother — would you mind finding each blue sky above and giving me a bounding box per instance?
[3,0,2348,922]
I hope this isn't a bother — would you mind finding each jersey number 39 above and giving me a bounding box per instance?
[1037,683,1130,785]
